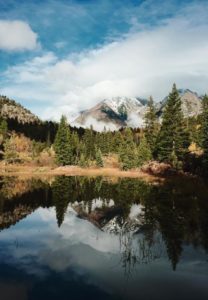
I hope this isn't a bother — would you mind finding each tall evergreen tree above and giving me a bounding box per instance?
[95,132,104,154]
[106,130,113,153]
[52,176,71,227]
[137,135,152,167]
[95,148,104,167]
[113,131,123,153]
[119,128,137,170]
[0,118,8,139]
[101,127,110,154]
[83,128,95,159]
[144,96,158,154]
[201,94,208,173]
[0,118,8,155]
[71,131,80,164]
[79,153,88,168]
[54,116,72,165]
[156,84,189,165]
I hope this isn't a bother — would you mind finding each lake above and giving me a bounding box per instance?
[0,175,208,300]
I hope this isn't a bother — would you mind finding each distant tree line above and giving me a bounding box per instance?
[6,118,85,144]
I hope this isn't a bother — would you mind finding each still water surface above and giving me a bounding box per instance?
[0,175,208,300]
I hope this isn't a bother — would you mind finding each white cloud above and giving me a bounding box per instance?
[127,112,145,128]
[0,20,38,51]
[73,116,119,132]
[2,4,208,122]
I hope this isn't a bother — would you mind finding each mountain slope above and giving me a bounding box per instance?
[179,89,202,117]
[158,89,202,118]
[74,96,148,130]
[0,95,40,124]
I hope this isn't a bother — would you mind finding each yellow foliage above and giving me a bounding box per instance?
[188,142,203,155]
[103,154,119,168]
[36,148,55,166]
[3,133,55,165]
[7,133,33,154]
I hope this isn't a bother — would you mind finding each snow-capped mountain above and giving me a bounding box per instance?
[72,200,145,235]
[103,96,145,114]
[73,96,148,130]
[73,90,202,131]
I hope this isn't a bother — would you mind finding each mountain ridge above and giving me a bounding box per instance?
[0,90,203,132]
[73,89,202,130]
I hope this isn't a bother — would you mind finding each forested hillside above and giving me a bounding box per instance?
[0,85,208,177]
[0,95,85,143]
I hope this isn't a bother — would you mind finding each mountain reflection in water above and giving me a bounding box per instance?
[0,175,208,300]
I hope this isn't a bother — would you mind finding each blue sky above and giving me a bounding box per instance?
[0,0,208,120]
[0,0,188,67]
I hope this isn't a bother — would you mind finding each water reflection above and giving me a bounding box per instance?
[0,175,208,299]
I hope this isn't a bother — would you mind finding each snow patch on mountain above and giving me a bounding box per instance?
[129,204,144,220]
[103,96,143,114]
[102,204,145,234]
[73,198,115,214]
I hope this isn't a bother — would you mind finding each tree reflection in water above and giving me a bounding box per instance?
[0,175,208,272]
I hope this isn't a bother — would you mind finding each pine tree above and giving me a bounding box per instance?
[95,148,104,167]
[71,131,79,164]
[201,95,208,174]
[0,118,8,151]
[83,128,95,160]
[52,176,71,227]
[113,131,123,153]
[137,135,152,167]
[79,153,87,168]
[106,130,113,153]
[95,132,104,154]
[0,118,8,139]
[119,128,137,170]
[156,84,189,165]
[54,115,72,166]
[46,130,51,148]
[101,127,110,154]
[144,96,158,154]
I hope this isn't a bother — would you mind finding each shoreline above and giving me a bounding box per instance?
[0,164,163,182]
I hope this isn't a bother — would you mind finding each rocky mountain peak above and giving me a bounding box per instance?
[0,95,40,124]
[179,89,202,117]
[160,89,202,118]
